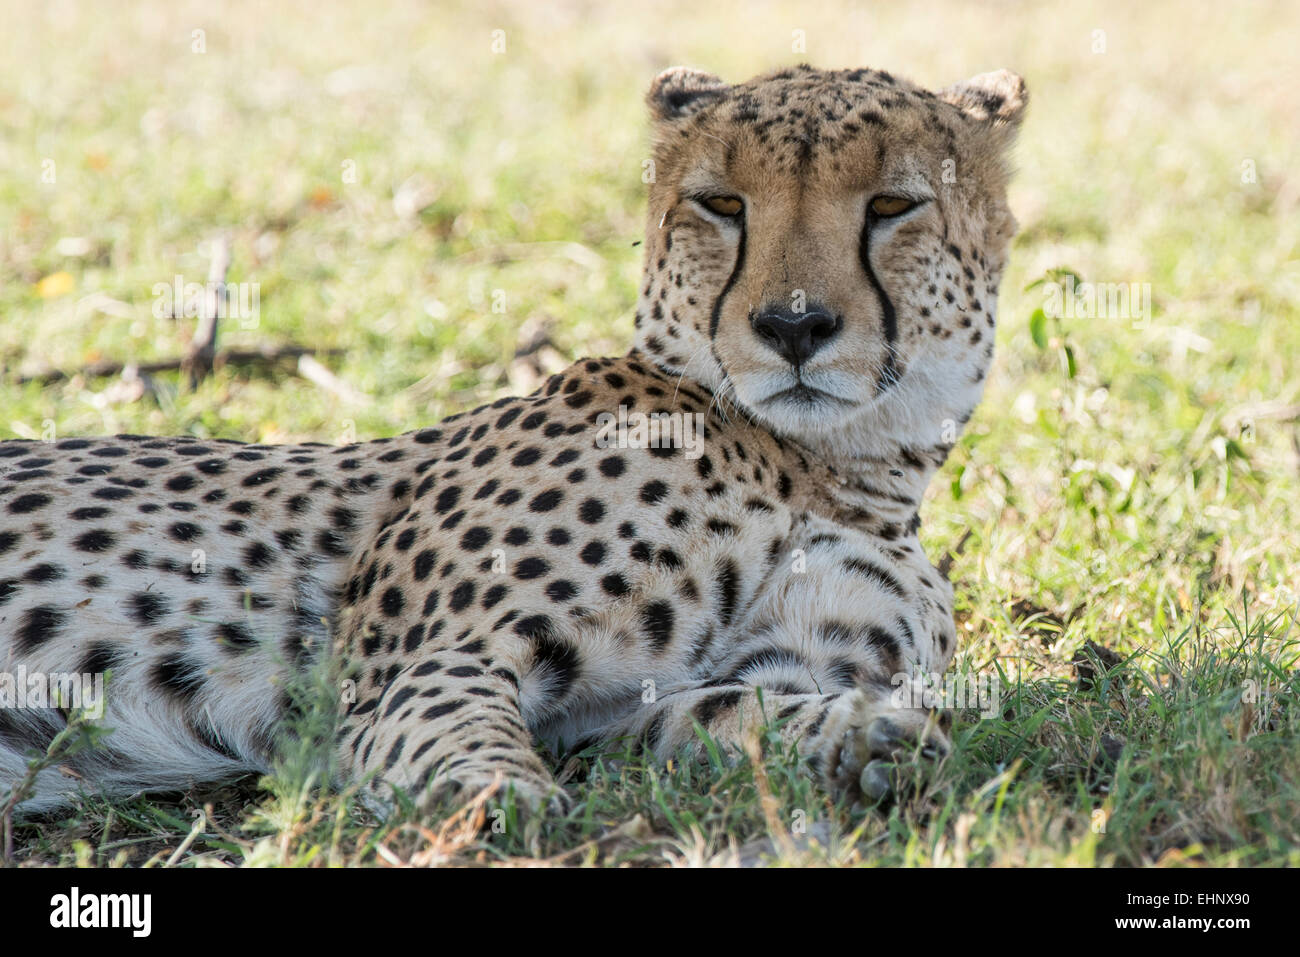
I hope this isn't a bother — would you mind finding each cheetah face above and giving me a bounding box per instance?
[636,65,1026,458]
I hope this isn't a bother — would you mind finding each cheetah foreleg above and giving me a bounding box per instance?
[577,681,949,806]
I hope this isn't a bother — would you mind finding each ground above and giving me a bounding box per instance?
[1,0,1297,866]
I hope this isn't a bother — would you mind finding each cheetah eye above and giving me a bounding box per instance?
[701,195,743,217]
[869,195,918,218]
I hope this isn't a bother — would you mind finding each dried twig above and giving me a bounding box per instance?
[181,235,231,388]
[12,344,344,386]
[297,354,371,405]
[937,528,974,578]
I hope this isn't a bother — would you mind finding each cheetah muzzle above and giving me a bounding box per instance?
[0,63,1026,818]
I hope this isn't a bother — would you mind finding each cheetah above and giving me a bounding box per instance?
[0,63,1026,817]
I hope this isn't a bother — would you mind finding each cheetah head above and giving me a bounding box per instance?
[635,64,1026,470]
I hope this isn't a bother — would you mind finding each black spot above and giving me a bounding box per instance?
[642,600,675,651]
[694,689,743,727]
[131,592,170,624]
[16,606,65,652]
[656,548,683,570]
[317,528,349,556]
[8,492,51,514]
[514,556,550,580]
[93,486,133,501]
[413,549,438,581]
[434,486,461,514]
[245,541,275,568]
[217,621,258,652]
[550,449,579,467]
[601,573,630,596]
[169,521,202,542]
[545,580,578,602]
[530,631,582,700]
[242,467,284,487]
[640,481,668,504]
[403,624,425,652]
[23,563,65,583]
[383,687,418,718]
[864,626,903,662]
[716,560,740,626]
[449,581,476,611]
[529,489,563,512]
[512,447,543,467]
[381,587,405,617]
[578,499,605,524]
[504,527,531,546]
[152,653,204,705]
[80,641,126,677]
[67,527,113,553]
[421,700,465,721]
[842,557,906,598]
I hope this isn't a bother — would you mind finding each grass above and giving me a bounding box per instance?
[2,0,1298,866]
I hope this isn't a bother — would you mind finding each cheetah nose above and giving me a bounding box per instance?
[750,304,841,367]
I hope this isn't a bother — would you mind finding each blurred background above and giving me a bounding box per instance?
[2,0,1298,693]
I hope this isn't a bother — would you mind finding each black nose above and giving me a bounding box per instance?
[750,305,841,366]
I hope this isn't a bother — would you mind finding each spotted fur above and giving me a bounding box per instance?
[0,64,1025,814]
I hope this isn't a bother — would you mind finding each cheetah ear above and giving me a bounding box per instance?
[648,67,728,120]
[940,69,1028,130]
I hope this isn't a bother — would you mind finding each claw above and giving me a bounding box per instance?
[867,716,906,756]
[860,759,895,802]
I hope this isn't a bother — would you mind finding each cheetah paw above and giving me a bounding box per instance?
[819,688,950,807]
[428,771,571,820]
